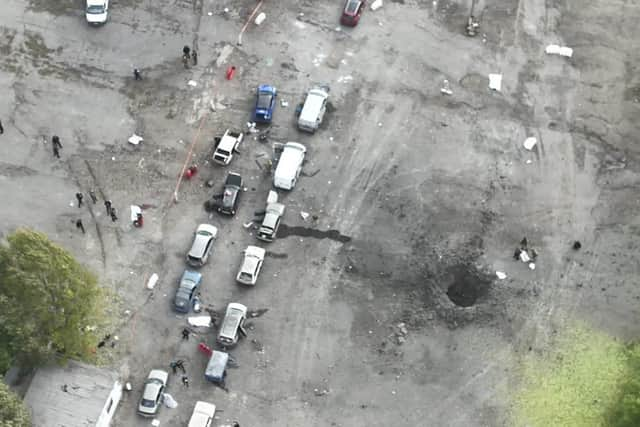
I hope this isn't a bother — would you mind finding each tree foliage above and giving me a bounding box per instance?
[0,229,105,372]
[512,326,628,427]
[605,342,640,427]
[0,381,31,427]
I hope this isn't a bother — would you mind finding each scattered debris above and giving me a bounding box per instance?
[206,180,215,188]
[314,388,329,396]
[188,316,212,327]
[243,221,254,228]
[147,273,159,290]
[523,137,537,150]
[187,80,198,87]
[248,308,269,318]
[128,133,143,146]
[251,339,264,352]
[371,0,383,11]
[255,12,266,25]
[125,382,132,391]
[151,419,160,427]
[440,79,453,95]
[519,251,531,263]
[488,74,502,91]
[246,122,258,133]
[496,271,507,280]
[526,159,533,164]
[529,263,536,270]
[300,211,310,221]
[281,99,289,107]
[573,241,582,250]
[163,393,178,408]
[466,15,480,36]
[545,44,573,58]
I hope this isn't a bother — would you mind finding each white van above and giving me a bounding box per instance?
[297,87,329,133]
[273,142,306,190]
[188,401,216,427]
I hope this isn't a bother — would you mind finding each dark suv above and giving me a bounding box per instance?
[218,172,242,216]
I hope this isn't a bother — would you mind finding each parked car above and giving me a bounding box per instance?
[218,172,243,215]
[137,369,168,417]
[254,85,277,123]
[217,303,248,347]
[297,87,329,133]
[187,224,218,267]
[273,142,306,190]
[341,0,365,26]
[188,401,216,427]
[257,202,285,242]
[213,129,243,165]
[86,0,109,25]
[236,246,266,286]
[174,270,202,313]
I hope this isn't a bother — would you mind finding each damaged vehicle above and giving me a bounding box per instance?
[187,224,218,267]
[217,172,243,216]
[174,270,202,313]
[236,246,266,286]
[137,369,169,417]
[257,201,285,242]
[217,303,248,347]
[212,129,243,165]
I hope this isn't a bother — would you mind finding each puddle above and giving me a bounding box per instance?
[277,225,351,243]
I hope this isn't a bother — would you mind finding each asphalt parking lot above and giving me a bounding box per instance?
[2,0,640,426]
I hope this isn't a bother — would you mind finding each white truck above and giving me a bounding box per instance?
[257,191,285,242]
[213,130,243,165]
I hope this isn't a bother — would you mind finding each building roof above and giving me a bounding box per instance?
[24,360,119,427]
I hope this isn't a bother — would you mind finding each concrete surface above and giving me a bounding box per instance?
[1,0,640,426]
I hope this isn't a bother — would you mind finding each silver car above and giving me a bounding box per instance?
[217,303,248,347]
[236,246,266,286]
[137,369,169,417]
[187,224,218,267]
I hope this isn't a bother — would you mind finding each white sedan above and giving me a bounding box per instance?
[236,246,266,285]
[188,401,216,427]
[86,0,109,25]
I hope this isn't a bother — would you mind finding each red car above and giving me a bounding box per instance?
[341,0,365,26]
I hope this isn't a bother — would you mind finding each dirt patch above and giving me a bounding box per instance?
[25,0,76,16]
[277,224,351,243]
[443,264,492,307]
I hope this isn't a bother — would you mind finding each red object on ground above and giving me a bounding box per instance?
[226,66,237,80]
[198,342,213,357]
[185,165,198,180]
[134,213,143,228]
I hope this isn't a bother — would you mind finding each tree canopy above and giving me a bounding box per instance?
[0,229,105,372]
[0,381,31,427]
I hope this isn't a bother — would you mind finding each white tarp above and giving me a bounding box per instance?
[163,393,178,409]
[188,316,212,327]
[488,74,502,91]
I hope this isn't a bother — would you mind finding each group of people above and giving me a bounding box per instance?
[74,190,118,234]
[182,45,198,68]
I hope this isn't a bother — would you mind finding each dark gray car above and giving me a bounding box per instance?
[217,172,243,216]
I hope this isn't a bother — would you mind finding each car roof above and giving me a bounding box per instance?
[241,255,261,274]
[143,381,162,400]
[193,401,216,416]
[345,0,361,13]
[148,369,168,382]
[276,143,306,171]
[245,245,266,259]
[87,0,105,5]
[217,134,238,152]
[196,224,218,236]
[225,172,243,186]
[300,89,328,122]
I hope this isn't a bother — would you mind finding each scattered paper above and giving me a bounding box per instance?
[529,263,536,270]
[187,80,197,87]
[151,420,160,427]
[300,211,310,221]
[147,273,159,290]
[371,0,383,10]
[496,271,507,280]
[545,44,573,58]
[128,133,143,145]
[523,137,537,150]
[440,79,453,95]
[488,74,502,91]
[281,100,289,107]
[188,316,212,327]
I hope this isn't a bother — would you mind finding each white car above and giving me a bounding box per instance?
[236,246,266,285]
[187,224,218,267]
[137,369,168,417]
[188,401,216,427]
[213,129,243,165]
[86,0,109,25]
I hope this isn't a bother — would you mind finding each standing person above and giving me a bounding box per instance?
[53,145,60,158]
[52,135,62,158]
[110,207,118,222]
[133,68,142,80]
[181,375,189,387]
[0,119,4,134]
[182,54,189,69]
[76,192,83,207]
[89,190,97,204]
[182,328,190,340]
[191,50,198,66]
[76,219,85,234]
[104,200,112,215]
[182,45,190,57]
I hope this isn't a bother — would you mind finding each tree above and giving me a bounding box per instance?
[0,381,30,427]
[0,229,105,372]
[605,343,640,427]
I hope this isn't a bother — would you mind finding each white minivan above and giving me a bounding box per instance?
[273,142,306,190]
[297,87,329,133]
[86,0,109,25]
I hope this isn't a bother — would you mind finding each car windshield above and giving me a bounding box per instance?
[141,398,155,408]
[87,5,105,13]
[196,230,211,237]
[346,1,359,13]
[240,272,253,281]
[257,92,272,109]
[216,149,231,156]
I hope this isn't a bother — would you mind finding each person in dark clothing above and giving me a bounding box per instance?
[181,375,189,387]
[89,190,97,204]
[182,328,190,340]
[76,219,85,234]
[183,45,190,57]
[110,207,118,222]
[76,192,83,207]
[191,50,198,65]
[105,200,112,215]
[0,119,4,134]
[52,135,62,149]
[53,145,60,158]
[133,68,142,80]
[232,422,240,427]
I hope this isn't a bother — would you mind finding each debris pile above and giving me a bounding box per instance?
[513,237,538,270]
